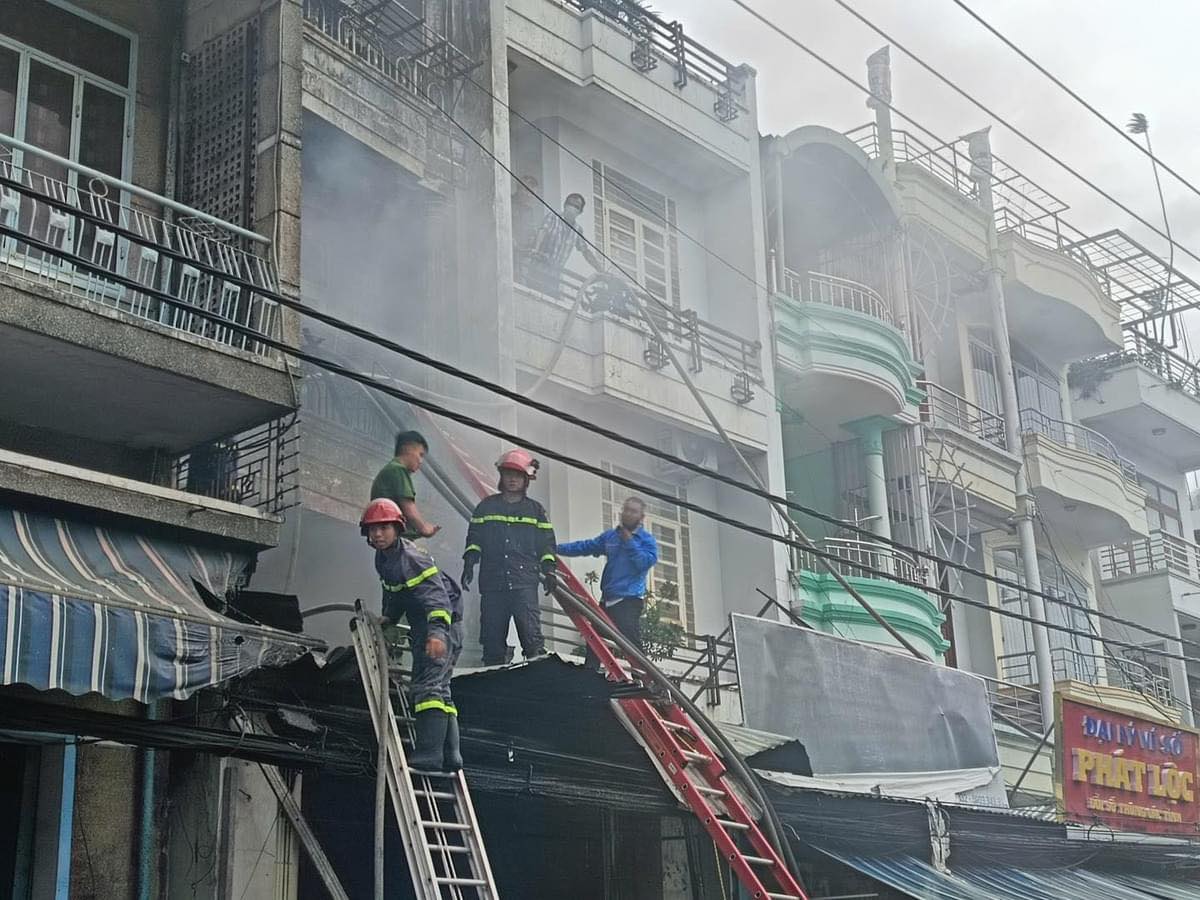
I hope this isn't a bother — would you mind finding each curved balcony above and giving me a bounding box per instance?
[791,537,949,660]
[773,269,923,435]
[1019,408,1146,547]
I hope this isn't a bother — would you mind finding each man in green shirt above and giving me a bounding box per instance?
[371,430,439,539]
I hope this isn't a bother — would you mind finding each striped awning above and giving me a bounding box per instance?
[0,506,321,702]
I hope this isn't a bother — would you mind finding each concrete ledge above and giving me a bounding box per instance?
[0,448,282,549]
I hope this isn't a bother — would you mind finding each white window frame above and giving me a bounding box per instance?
[602,201,673,309]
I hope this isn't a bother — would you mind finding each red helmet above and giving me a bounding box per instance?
[360,498,406,535]
[496,448,539,479]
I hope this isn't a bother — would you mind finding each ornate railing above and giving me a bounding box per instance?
[515,264,763,381]
[1018,407,1138,483]
[301,0,478,113]
[919,381,1008,450]
[780,267,894,326]
[796,536,923,584]
[569,0,747,121]
[1098,530,1200,583]
[171,416,300,515]
[999,647,1174,708]
[0,135,280,356]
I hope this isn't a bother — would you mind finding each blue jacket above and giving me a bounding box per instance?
[557,527,658,601]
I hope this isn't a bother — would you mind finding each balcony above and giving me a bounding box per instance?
[773,269,923,436]
[999,648,1180,721]
[847,124,1121,363]
[1071,332,1200,469]
[0,136,296,455]
[1019,408,1147,546]
[513,268,769,448]
[791,537,948,661]
[919,382,1020,518]
[0,416,297,548]
[505,0,754,180]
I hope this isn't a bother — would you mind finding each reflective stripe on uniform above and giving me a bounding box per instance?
[469,515,554,529]
[464,543,482,554]
[540,554,556,562]
[380,564,440,593]
[428,609,452,625]
[414,699,458,715]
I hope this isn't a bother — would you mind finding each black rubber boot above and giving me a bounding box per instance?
[409,709,448,771]
[443,714,464,772]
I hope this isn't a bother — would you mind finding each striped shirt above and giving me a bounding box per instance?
[531,210,587,269]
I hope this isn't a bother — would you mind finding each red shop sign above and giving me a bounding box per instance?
[1057,693,1200,836]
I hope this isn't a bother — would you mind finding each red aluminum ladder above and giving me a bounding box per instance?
[439,434,807,900]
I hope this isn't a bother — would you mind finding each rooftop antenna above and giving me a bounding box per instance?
[1127,112,1181,350]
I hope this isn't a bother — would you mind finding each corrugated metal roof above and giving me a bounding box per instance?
[820,848,1200,899]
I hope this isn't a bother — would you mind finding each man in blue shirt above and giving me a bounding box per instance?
[557,496,658,671]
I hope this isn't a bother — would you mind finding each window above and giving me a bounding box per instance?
[601,463,695,631]
[994,549,1096,684]
[593,161,681,323]
[968,327,1001,416]
[1012,344,1063,420]
[1141,475,1183,537]
[1,3,134,180]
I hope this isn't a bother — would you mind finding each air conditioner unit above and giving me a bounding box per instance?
[651,430,717,483]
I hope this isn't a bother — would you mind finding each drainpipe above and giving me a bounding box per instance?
[866,46,895,173]
[967,128,1056,732]
[137,703,159,900]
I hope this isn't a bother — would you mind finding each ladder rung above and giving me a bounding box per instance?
[660,719,689,732]
[435,876,489,887]
[681,749,712,765]
[691,784,725,798]
[414,789,458,801]
[767,894,802,899]
[421,820,472,832]
[426,844,471,854]
[411,770,456,779]
[716,819,750,831]
[742,855,773,866]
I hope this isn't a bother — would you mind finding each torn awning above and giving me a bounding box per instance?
[0,506,321,702]
[820,849,1200,899]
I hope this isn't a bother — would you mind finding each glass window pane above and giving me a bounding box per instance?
[24,60,73,187]
[0,45,17,136]
[2,0,131,87]
[80,82,124,177]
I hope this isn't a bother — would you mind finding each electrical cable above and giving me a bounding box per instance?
[731,0,1200,280]
[7,199,1200,661]
[944,0,1200,206]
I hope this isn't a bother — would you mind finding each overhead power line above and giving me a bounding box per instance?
[731,0,1200,277]
[8,217,1200,669]
[945,0,1200,206]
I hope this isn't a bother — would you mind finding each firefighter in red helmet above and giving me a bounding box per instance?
[361,498,464,771]
[461,450,557,666]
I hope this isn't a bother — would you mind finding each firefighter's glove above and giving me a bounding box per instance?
[461,560,476,591]
[542,570,557,595]
[425,634,448,660]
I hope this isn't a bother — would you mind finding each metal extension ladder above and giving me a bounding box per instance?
[351,603,499,900]
[435,436,807,900]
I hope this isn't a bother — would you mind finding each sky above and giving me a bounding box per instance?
[648,0,1200,315]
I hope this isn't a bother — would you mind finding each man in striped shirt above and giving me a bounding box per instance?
[525,192,603,297]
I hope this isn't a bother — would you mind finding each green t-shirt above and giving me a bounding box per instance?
[370,460,415,505]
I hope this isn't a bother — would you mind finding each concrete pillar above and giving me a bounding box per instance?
[861,422,892,543]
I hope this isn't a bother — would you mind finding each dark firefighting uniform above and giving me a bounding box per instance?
[463,494,556,666]
[376,538,463,714]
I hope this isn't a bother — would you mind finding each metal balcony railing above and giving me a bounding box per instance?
[780,267,894,327]
[569,0,747,120]
[515,263,764,381]
[980,674,1045,734]
[1098,530,1200,583]
[170,416,300,515]
[919,381,1008,450]
[795,537,924,584]
[999,647,1174,708]
[302,0,478,112]
[1071,331,1200,405]
[1018,407,1138,483]
[0,135,280,357]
